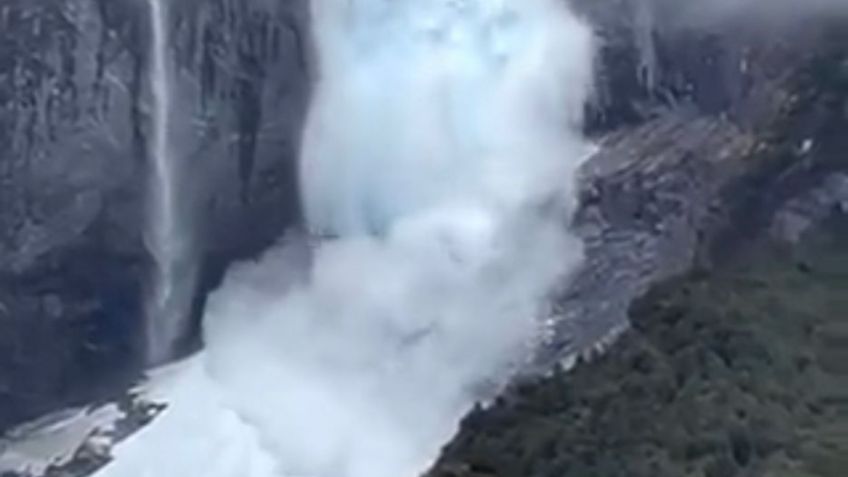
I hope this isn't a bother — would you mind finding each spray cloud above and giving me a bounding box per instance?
[96,1,594,476]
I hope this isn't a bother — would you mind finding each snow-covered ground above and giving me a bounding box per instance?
[0,404,124,475]
[0,358,194,477]
[91,356,280,477]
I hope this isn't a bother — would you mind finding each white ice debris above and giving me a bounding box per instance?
[0,404,124,476]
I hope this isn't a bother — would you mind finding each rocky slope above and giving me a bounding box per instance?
[535,1,848,367]
[0,0,309,431]
[429,5,848,476]
[431,212,848,477]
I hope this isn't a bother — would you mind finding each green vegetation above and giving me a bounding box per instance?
[430,217,848,477]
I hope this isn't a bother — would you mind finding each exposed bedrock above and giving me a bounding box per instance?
[0,0,309,431]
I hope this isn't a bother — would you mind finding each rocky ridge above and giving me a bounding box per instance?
[537,2,848,366]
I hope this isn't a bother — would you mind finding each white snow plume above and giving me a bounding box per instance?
[95,1,595,477]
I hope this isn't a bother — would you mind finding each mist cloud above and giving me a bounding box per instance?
[94,1,595,477]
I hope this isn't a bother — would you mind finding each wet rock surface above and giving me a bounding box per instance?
[0,0,309,432]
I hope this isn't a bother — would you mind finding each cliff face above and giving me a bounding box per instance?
[0,0,309,431]
[536,0,848,366]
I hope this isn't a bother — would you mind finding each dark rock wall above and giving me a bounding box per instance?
[166,0,309,258]
[539,2,848,366]
[0,0,310,431]
[574,0,841,134]
[0,0,148,433]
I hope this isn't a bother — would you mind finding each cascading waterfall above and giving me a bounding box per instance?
[96,1,594,476]
[145,0,195,365]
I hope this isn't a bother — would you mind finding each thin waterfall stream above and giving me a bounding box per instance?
[145,0,194,365]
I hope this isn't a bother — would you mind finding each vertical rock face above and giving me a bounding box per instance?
[165,0,309,260]
[0,0,148,433]
[0,0,310,432]
[574,0,844,134]
[536,0,848,365]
